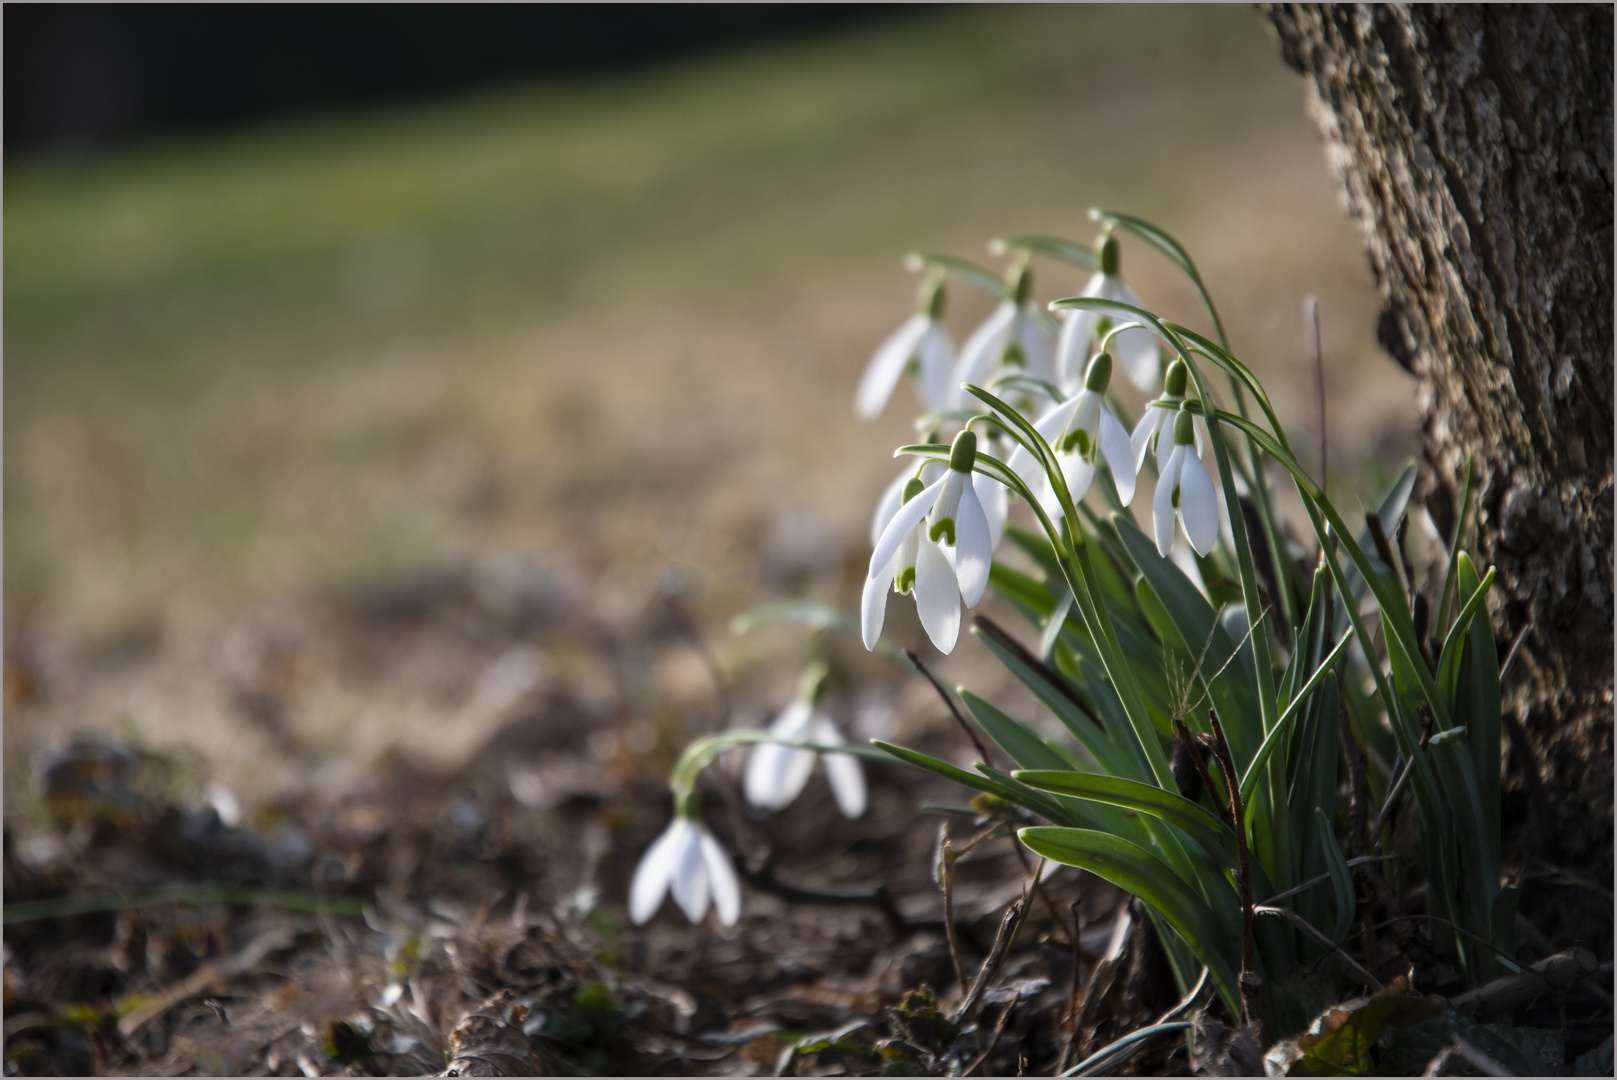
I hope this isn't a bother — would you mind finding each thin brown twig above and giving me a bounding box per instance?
[953,871,1036,1025]
[1254,905,1385,992]
[938,823,971,999]
[963,991,1020,1076]
[906,649,996,768]
[1057,900,1085,1075]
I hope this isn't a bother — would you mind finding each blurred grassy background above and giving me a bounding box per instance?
[5,6,1414,712]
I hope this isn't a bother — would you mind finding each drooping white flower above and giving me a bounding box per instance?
[1130,359,1197,473]
[1056,234,1161,392]
[856,276,957,419]
[629,799,741,926]
[953,262,1056,392]
[1153,409,1219,558]
[744,692,867,819]
[863,430,993,654]
[1007,352,1135,517]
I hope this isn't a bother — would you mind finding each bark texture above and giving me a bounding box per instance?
[1262,5,1612,890]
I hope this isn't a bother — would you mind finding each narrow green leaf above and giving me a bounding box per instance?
[1313,807,1356,950]
[1013,771,1237,869]
[871,740,1079,827]
[1019,826,1239,1012]
[1112,512,1263,768]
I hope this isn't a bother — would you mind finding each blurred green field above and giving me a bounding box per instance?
[5,4,1413,639]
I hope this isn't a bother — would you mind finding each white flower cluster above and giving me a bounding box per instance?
[857,234,1220,656]
[628,230,1225,930]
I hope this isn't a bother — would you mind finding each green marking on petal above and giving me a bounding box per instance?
[930,518,956,545]
[1062,429,1092,458]
[1002,343,1026,368]
[1171,485,1181,510]
[897,567,916,594]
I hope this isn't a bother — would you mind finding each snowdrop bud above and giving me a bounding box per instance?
[1164,360,1189,397]
[948,429,978,473]
[1098,233,1119,276]
[1173,408,1196,447]
[1084,351,1113,394]
[921,274,946,320]
[1010,261,1033,305]
[797,660,830,706]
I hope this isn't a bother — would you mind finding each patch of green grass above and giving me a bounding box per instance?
[4,5,1331,622]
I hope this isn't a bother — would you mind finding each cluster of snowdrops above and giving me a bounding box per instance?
[630,226,1212,928]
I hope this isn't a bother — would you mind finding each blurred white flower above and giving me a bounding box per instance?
[1056,234,1161,392]
[1008,352,1135,516]
[744,698,866,819]
[1153,409,1219,558]
[629,807,740,926]
[856,276,956,419]
[954,263,1055,391]
[863,431,993,654]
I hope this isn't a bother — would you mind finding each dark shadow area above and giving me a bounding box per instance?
[5,3,914,152]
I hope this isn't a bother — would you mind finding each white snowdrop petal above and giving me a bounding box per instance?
[954,302,1016,389]
[861,556,892,651]
[1154,449,1181,558]
[973,471,1008,550]
[951,480,993,608]
[768,701,815,739]
[668,821,710,923]
[1179,454,1220,557]
[871,470,908,546]
[1015,309,1056,384]
[1112,325,1162,391]
[1131,409,1165,475]
[917,323,959,413]
[855,314,929,419]
[698,827,741,926]
[628,822,681,925]
[745,702,816,810]
[870,476,944,578]
[812,718,867,819]
[927,470,966,540]
[913,539,961,653]
[1060,454,1097,505]
[1056,309,1094,393]
[1099,407,1136,506]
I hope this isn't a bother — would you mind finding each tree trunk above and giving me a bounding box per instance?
[1262,4,1612,944]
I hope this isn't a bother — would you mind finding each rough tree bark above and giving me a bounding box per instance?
[1262,4,1613,937]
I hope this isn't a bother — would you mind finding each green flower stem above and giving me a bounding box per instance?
[669,730,891,797]
[1238,627,1356,805]
[1089,212,1293,635]
[1051,298,1282,754]
[1195,401,1456,733]
[961,386,1176,791]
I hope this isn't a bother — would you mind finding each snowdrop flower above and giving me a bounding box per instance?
[1154,409,1218,558]
[1130,359,1201,472]
[629,794,741,926]
[954,262,1056,391]
[744,664,866,818]
[863,430,992,654]
[856,275,957,419]
[1007,352,1135,516]
[875,452,1005,554]
[1056,234,1161,392]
